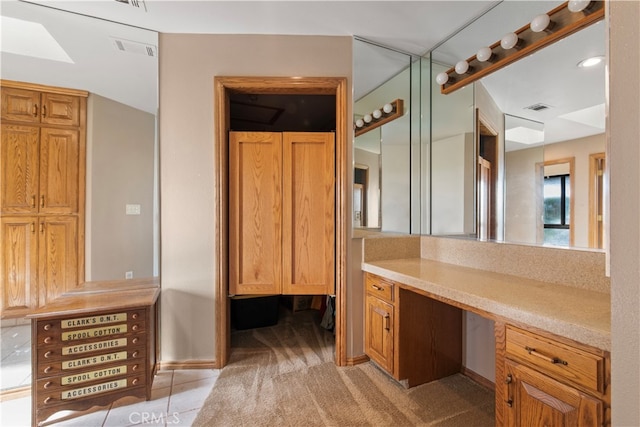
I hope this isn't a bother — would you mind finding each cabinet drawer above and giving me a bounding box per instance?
[37,335,146,362]
[35,347,145,378]
[365,274,394,303]
[506,326,604,393]
[36,374,144,408]
[36,359,145,392]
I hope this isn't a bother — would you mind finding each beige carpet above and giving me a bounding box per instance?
[193,308,495,426]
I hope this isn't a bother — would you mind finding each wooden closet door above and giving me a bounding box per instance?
[1,124,40,214]
[282,132,335,295]
[229,132,282,295]
[39,128,79,214]
[38,216,78,306]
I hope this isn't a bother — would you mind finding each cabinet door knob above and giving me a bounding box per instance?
[33,104,38,117]
[505,374,512,384]
[42,105,47,118]
[505,399,513,408]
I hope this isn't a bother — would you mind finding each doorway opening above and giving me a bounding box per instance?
[213,76,348,368]
[476,113,499,241]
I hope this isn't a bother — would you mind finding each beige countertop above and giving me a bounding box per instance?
[362,258,611,352]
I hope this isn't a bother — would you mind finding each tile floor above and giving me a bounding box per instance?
[0,369,220,427]
[1,324,32,391]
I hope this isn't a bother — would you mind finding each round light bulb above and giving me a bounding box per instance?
[476,46,493,62]
[501,32,519,50]
[435,72,449,85]
[355,119,364,128]
[530,14,551,33]
[383,103,393,114]
[455,60,470,75]
[363,114,372,123]
[568,0,591,12]
[372,109,382,119]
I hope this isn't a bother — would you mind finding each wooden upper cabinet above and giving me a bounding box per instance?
[229,132,282,295]
[1,87,80,126]
[1,124,40,213]
[228,131,335,296]
[282,132,335,295]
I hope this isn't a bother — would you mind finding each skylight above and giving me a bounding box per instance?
[505,126,545,145]
[1,16,74,63]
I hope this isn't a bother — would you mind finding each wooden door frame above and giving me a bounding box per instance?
[213,76,348,368]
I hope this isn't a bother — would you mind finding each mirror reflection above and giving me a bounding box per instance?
[0,1,158,392]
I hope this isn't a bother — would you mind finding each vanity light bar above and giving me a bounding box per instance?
[354,99,404,137]
[437,0,605,95]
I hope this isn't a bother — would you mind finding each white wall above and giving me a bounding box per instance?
[86,94,156,281]
[159,34,352,363]
[354,148,380,228]
[610,1,640,424]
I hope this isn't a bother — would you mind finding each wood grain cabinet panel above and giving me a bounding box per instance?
[365,293,394,372]
[229,131,335,296]
[0,124,40,213]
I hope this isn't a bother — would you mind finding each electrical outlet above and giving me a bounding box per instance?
[126,204,141,215]
[125,271,133,279]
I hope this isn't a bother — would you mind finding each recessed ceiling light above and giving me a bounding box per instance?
[577,55,604,68]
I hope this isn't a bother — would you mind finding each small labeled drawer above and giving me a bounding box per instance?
[36,347,145,378]
[365,274,394,303]
[36,360,145,392]
[37,375,144,408]
[506,325,604,393]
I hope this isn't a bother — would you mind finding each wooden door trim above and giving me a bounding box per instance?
[213,76,348,368]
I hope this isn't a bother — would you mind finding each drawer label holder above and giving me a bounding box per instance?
[61,365,128,386]
[62,351,128,370]
[61,379,128,400]
[62,324,127,341]
[61,312,128,329]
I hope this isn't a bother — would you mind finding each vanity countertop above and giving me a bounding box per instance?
[362,258,610,352]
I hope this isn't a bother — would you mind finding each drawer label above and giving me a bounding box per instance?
[61,379,127,400]
[62,324,127,341]
[62,338,127,355]
[61,312,127,329]
[62,351,128,370]
[61,365,128,385]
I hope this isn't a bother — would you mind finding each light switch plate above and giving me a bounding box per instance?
[126,204,141,215]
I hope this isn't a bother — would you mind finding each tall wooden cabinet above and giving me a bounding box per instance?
[228,131,335,296]
[1,80,87,318]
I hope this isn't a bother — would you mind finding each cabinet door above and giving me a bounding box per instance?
[38,216,79,306]
[0,217,39,317]
[39,128,79,214]
[228,132,282,295]
[40,92,81,126]
[1,124,40,213]
[365,294,394,373]
[1,87,41,123]
[282,132,335,295]
[505,360,602,427]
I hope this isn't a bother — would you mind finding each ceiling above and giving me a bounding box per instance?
[1,0,606,147]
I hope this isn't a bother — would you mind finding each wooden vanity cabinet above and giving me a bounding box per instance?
[364,273,462,387]
[500,325,610,427]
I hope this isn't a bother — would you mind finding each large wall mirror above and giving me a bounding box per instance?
[1,0,158,394]
[430,0,605,249]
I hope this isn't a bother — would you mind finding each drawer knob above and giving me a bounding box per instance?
[44,351,53,358]
[43,324,53,331]
[132,351,139,358]
[44,397,52,404]
[525,346,569,366]
[43,337,52,344]
[44,366,53,374]
[132,378,139,385]
[132,325,139,331]
[44,381,53,389]
[132,364,139,371]
[132,337,139,344]
[132,313,139,320]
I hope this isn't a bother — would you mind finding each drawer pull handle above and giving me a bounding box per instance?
[132,351,139,358]
[132,364,139,371]
[43,337,52,344]
[44,397,52,404]
[371,284,383,291]
[505,374,512,384]
[132,378,139,385]
[384,314,390,331]
[44,351,53,358]
[132,337,139,344]
[525,346,568,365]
[44,366,53,374]
[505,399,513,408]
[132,325,139,331]
[44,381,53,389]
[43,324,53,331]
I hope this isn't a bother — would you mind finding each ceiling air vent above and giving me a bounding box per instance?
[111,37,157,57]
[114,0,147,12]
[524,103,552,112]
